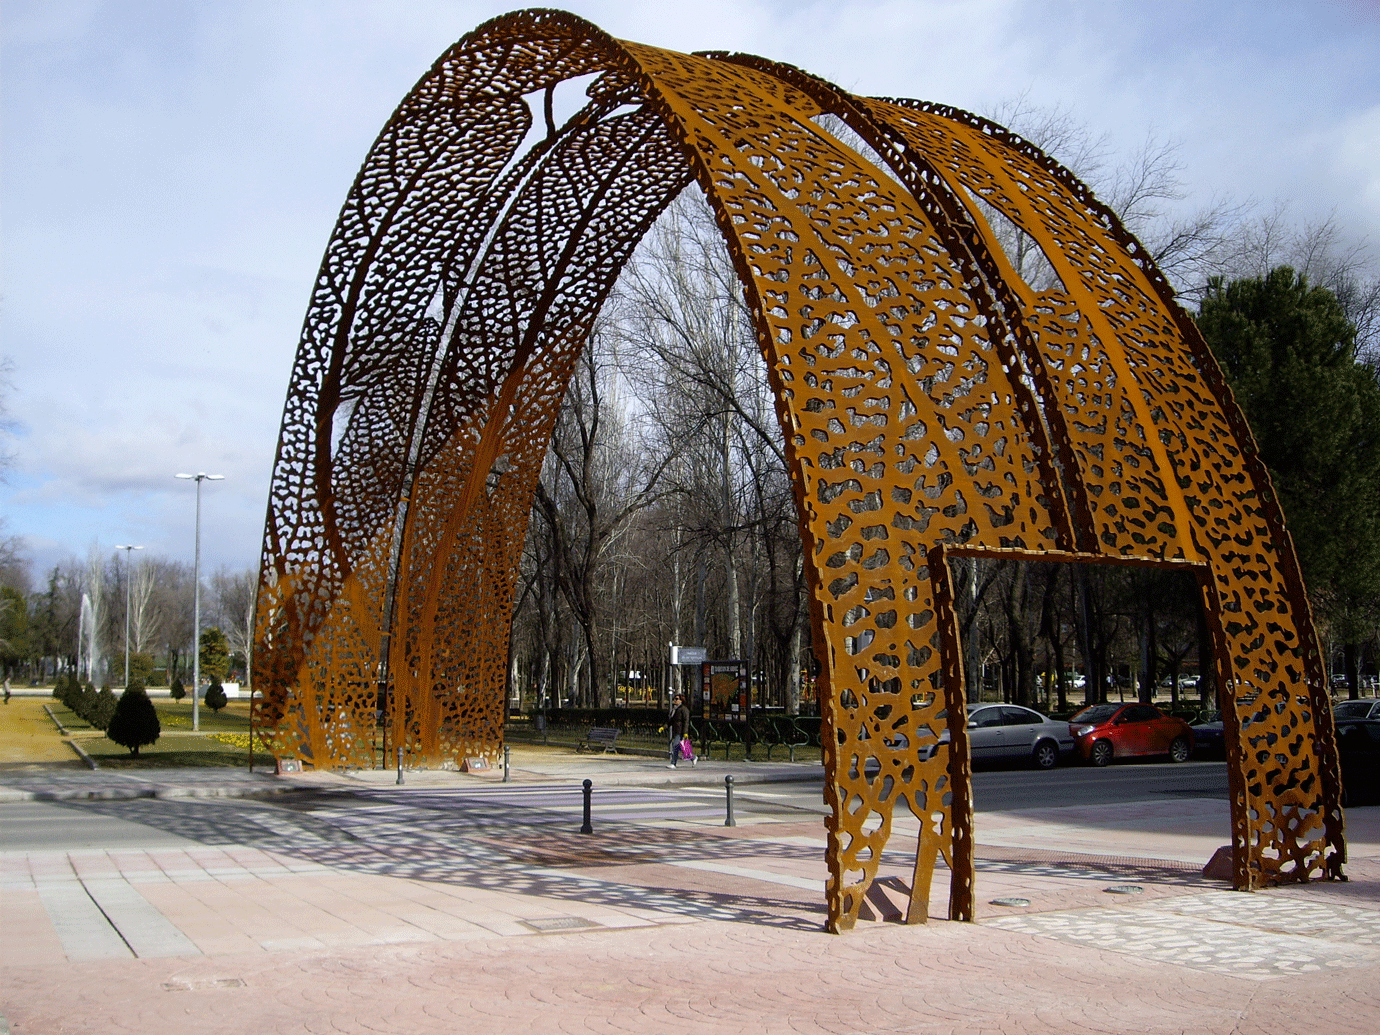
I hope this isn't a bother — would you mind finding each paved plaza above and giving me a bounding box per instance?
[2,749,1377,1033]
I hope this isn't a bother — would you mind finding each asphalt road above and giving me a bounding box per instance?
[0,759,1229,853]
[0,799,206,851]
[717,759,1229,816]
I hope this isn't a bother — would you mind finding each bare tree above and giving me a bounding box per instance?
[614,188,807,693]
[531,328,678,708]
[985,97,1251,300]
[84,546,108,683]
[210,566,257,683]
[127,557,162,656]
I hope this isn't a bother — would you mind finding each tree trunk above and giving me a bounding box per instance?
[1196,603,1216,709]
[1345,641,1360,700]
[1073,567,1097,706]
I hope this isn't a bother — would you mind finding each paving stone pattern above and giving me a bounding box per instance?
[2,772,1377,1034]
[986,892,1380,980]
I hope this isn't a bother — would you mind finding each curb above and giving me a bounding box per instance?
[43,704,68,735]
[66,739,99,770]
[0,783,296,804]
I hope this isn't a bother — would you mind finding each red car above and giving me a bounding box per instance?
[1069,703,1194,766]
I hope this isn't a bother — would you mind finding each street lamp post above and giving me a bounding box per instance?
[113,544,143,688]
[176,472,224,731]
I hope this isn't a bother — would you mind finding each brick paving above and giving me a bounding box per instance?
[2,753,1377,1034]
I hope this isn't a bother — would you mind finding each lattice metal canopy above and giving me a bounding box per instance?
[253,8,1345,932]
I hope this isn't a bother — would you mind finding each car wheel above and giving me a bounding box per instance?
[1090,740,1113,767]
[1033,740,1059,770]
[1168,736,1190,763]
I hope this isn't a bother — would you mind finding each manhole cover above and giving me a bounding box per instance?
[1104,884,1144,895]
[521,916,600,933]
[989,897,1031,907]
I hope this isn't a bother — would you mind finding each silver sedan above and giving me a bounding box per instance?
[925,703,1076,769]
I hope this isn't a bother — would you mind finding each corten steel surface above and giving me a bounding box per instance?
[253,9,1344,932]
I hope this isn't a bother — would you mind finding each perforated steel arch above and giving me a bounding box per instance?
[253,8,1345,932]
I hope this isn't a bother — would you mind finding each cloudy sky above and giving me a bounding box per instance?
[3,0,1378,582]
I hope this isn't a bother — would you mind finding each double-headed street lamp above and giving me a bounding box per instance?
[176,472,223,732]
[114,544,143,688]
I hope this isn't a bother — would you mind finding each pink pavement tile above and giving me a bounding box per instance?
[68,852,122,879]
[0,856,35,882]
[174,877,329,952]
[0,889,68,967]
[286,875,442,941]
[110,851,169,882]
[24,853,77,879]
[133,883,261,957]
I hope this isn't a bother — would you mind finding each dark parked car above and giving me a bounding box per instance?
[1068,702,1194,766]
[1334,699,1380,721]
[926,703,1075,769]
[1191,709,1224,759]
[1336,718,1380,806]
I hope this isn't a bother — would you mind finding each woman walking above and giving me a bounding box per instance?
[667,693,694,768]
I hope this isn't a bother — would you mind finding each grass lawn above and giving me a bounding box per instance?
[0,694,272,770]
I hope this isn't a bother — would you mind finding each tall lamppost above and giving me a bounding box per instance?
[176,472,223,731]
[114,544,143,688]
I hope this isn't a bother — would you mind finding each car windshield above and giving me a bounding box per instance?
[935,705,985,721]
[1070,704,1120,724]
[1334,700,1372,718]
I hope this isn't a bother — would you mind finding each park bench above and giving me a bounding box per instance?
[576,726,620,754]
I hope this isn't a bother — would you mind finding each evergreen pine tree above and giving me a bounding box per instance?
[106,685,161,756]
[1198,267,1380,694]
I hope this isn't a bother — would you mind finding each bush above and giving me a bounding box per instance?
[78,685,100,725]
[169,677,186,701]
[92,687,118,731]
[204,682,228,712]
[106,686,161,756]
[57,675,82,711]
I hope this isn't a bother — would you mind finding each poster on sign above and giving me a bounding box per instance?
[701,660,748,722]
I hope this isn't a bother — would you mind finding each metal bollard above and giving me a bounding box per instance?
[503,745,511,783]
[580,778,594,834]
[396,746,404,785]
[724,774,737,827]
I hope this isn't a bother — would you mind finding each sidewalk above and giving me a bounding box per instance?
[2,750,1377,1034]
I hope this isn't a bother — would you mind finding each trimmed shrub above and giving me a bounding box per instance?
[204,682,228,712]
[106,686,161,756]
[58,675,82,711]
[169,677,186,701]
[78,685,100,725]
[92,687,118,731]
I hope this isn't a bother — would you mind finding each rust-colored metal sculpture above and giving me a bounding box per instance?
[253,8,1345,932]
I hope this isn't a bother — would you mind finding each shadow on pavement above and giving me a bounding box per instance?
[43,788,829,933]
